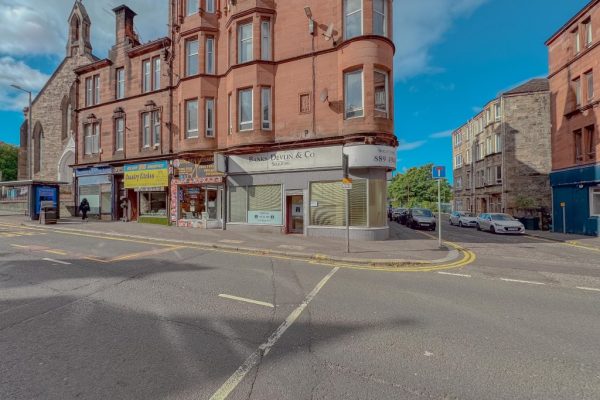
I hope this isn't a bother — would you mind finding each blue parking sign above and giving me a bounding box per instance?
[432,166,446,179]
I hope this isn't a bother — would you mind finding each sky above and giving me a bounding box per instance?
[0,0,592,177]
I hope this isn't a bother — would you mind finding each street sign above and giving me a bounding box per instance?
[342,183,353,190]
[342,177,353,184]
[432,166,446,179]
[560,202,566,207]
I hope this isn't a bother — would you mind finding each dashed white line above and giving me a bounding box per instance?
[500,278,545,285]
[437,271,471,278]
[576,286,600,292]
[210,267,339,400]
[218,294,274,308]
[42,258,71,265]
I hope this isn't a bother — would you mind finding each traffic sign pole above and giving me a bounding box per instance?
[438,178,442,248]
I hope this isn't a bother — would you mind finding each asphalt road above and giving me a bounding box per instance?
[1,221,599,399]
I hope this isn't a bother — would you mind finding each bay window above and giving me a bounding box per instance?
[373,0,387,36]
[239,88,253,131]
[186,38,199,76]
[344,0,362,40]
[206,0,215,13]
[186,99,199,138]
[238,22,253,63]
[344,70,363,118]
[261,87,271,130]
[261,20,271,60]
[205,98,215,137]
[374,70,388,117]
[206,37,215,74]
[187,0,198,16]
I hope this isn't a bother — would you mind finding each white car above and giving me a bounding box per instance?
[476,213,525,234]
[449,211,478,227]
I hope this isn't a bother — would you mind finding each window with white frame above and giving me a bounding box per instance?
[585,19,593,46]
[115,117,124,151]
[116,68,125,100]
[574,77,582,106]
[84,123,99,155]
[239,88,253,131]
[206,36,215,74]
[205,98,215,137]
[261,20,271,61]
[455,154,463,169]
[261,87,272,130]
[574,28,581,54]
[152,110,160,146]
[205,0,215,13]
[344,0,362,40]
[153,57,161,90]
[94,75,100,105]
[586,70,594,101]
[466,149,471,164]
[187,0,198,16]
[373,0,386,36]
[85,77,93,106]
[228,93,233,134]
[496,165,502,183]
[142,112,151,147]
[186,38,199,76]
[238,22,253,64]
[495,133,502,153]
[486,108,491,124]
[344,70,363,118]
[374,70,388,117]
[495,102,501,120]
[590,187,600,216]
[456,176,462,189]
[143,60,151,93]
[486,136,492,155]
[186,99,199,138]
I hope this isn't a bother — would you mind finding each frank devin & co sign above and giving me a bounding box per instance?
[228,146,343,174]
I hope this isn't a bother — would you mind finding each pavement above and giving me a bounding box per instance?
[1,216,600,399]
[0,215,467,270]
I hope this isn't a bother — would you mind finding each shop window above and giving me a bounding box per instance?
[344,70,363,118]
[115,117,124,151]
[228,186,247,223]
[205,98,215,137]
[84,123,99,155]
[238,88,253,131]
[116,68,125,99]
[373,0,386,37]
[591,188,600,216]
[344,0,362,40]
[186,99,199,138]
[238,22,253,64]
[140,192,167,216]
[374,70,388,118]
[310,180,367,227]
[261,87,272,130]
[261,20,271,61]
[228,185,282,225]
[206,36,215,74]
[186,38,199,77]
[368,179,386,227]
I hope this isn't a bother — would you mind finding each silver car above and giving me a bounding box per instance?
[449,211,478,227]
[476,213,525,234]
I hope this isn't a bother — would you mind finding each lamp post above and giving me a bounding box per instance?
[10,84,33,180]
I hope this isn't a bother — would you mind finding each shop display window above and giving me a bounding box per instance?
[140,192,167,216]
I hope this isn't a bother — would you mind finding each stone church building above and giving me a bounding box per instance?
[18,0,97,213]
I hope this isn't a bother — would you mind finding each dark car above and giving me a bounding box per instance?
[392,208,407,224]
[407,208,437,231]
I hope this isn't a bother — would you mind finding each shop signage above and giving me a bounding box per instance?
[134,187,164,192]
[173,158,224,180]
[229,146,343,174]
[75,166,112,177]
[124,161,169,189]
[248,211,283,225]
[343,145,397,169]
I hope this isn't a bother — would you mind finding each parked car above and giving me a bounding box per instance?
[407,208,436,231]
[476,213,525,234]
[392,208,408,224]
[449,211,478,227]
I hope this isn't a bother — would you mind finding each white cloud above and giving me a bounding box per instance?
[429,130,453,139]
[397,140,426,152]
[0,57,50,111]
[0,0,168,58]
[394,0,488,80]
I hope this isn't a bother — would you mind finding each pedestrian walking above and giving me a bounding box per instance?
[79,198,90,221]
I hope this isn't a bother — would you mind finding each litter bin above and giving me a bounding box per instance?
[519,217,540,231]
[39,201,58,225]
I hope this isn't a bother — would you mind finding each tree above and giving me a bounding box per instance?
[388,163,452,209]
[0,142,19,181]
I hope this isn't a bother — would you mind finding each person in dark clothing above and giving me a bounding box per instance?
[79,198,90,221]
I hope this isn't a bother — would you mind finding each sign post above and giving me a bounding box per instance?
[560,202,566,234]
[342,154,351,253]
[432,166,446,249]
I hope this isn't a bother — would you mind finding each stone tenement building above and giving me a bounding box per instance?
[72,0,397,240]
[18,0,97,212]
[452,79,552,220]
[546,0,600,236]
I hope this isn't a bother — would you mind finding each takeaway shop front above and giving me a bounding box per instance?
[124,161,170,225]
[170,157,225,228]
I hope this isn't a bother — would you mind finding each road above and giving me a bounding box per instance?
[0,220,599,399]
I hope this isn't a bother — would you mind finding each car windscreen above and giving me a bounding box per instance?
[491,214,514,221]
[413,209,433,217]
[461,213,475,217]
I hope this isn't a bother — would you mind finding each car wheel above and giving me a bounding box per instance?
[476,224,481,231]
[490,225,496,234]
[459,221,463,228]
[449,219,453,226]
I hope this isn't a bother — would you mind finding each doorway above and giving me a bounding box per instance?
[286,195,304,234]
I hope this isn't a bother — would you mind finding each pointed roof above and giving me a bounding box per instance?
[68,0,91,24]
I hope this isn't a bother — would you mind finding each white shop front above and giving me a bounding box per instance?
[226,144,396,241]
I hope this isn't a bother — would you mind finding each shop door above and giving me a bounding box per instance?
[287,195,304,234]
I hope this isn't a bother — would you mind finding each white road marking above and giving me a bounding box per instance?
[437,271,471,278]
[42,258,72,265]
[218,240,244,244]
[500,278,545,285]
[209,267,339,400]
[218,294,274,308]
[576,286,600,292]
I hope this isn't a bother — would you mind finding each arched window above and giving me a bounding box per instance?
[61,95,70,140]
[33,122,44,174]
[71,15,80,42]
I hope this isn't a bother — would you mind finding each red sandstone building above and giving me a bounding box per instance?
[547,0,600,235]
[73,0,396,240]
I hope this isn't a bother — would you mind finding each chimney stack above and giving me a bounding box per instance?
[112,5,138,45]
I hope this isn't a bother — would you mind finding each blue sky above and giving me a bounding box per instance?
[0,0,591,178]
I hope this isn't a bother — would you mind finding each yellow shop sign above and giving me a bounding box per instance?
[124,161,169,189]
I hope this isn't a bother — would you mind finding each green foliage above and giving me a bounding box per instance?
[515,195,536,210]
[0,142,19,182]
[388,163,452,209]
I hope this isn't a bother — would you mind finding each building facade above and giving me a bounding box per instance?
[17,0,97,216]
[73,0,397,239]
[547,0,600,236]
[452,79,552,224]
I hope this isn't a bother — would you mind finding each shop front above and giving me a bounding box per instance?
[124,161,169,225]
[170,157,225,228]
[226,144,397,240]
[75,166,113,220]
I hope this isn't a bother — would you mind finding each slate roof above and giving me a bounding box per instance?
[503,78,550,96]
